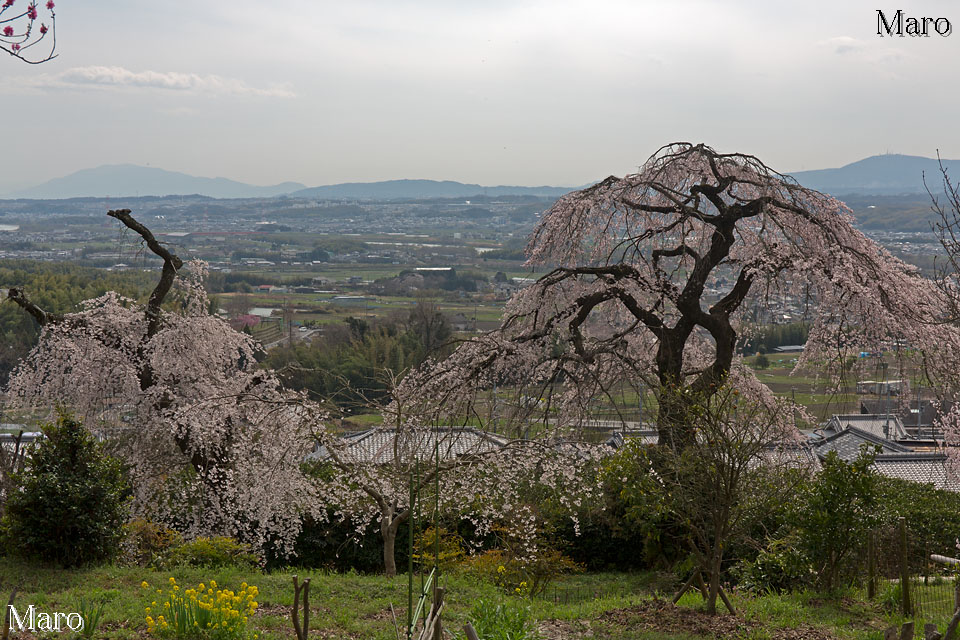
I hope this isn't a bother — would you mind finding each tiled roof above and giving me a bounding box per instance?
[309,427,509,464]
[607,430,660,448]
[872,452,960,492]
[608,429,821,472]
[860,399,948,433]
[823,414,908,440]
[763,444,822,472]
[814,426,912,462]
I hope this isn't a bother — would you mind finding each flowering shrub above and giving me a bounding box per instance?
[412,526,464,572]
[122,519,183,567]
[152,536,260,570]
[457,547,582,596]
[142,578,259,639]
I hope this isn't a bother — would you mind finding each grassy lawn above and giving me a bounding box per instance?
[0,559,925,640]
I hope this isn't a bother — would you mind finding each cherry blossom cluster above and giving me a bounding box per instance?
[309,385,605,574]
[1,0,56,63]
[7,261,323,556]
[395,143,960,453]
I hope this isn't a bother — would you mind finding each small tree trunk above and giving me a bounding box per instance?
[706,554,722,615]
[383,519,398,577]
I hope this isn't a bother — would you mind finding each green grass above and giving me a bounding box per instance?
[0,558,920,640]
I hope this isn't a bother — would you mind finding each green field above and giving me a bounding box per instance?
[0,558,927,640]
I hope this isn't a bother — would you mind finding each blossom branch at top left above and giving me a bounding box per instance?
[1,0,56,64]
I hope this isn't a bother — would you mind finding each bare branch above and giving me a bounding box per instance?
[107,209,184,339]
[6,287,63,326]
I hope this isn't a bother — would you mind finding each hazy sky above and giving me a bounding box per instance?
[2,0,959,192]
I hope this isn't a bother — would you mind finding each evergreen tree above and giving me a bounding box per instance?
[2,413,130,567]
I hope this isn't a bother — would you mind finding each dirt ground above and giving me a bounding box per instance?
[537,598,842,639]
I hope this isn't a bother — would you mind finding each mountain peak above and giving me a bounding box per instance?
[791,153,958,195]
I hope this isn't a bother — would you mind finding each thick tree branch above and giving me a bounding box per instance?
[107,209,184,339]
[6,287,63,326]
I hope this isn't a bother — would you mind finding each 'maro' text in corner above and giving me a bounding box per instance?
[877,9,952,36]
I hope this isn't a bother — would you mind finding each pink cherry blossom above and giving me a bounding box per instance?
[6,210,323,557]
[398,142,953,454]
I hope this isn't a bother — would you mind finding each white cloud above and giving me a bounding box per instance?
[820,36,864,55]
[21,66,296,98]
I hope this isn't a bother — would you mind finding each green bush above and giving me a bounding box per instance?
[875,476,960,555]
[454,599,539,640]
[1,412,129,567]
[121,518,183,567]
[734,534,812,593]
[793,446,880,591]
[153,536,260,570]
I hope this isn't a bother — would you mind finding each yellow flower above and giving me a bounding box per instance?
[497,565,506,574]
[141,581,149,589]
[169,577,176,585]
[210,580,217,588]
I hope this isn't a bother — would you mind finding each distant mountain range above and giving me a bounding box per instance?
[289,179,572,200]
[5,154,959,200]
[3,165,575,200]
[7,165,306,200]
[789,154,960,195]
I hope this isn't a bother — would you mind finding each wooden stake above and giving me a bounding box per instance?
[717,586,737,616]
[672,571,698,604]
[900,518,912,617]
[2,587,18,640]
[291,575,311,640]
